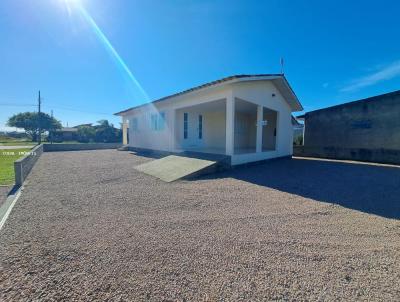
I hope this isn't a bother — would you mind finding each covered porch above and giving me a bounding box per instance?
[174,96,278,160]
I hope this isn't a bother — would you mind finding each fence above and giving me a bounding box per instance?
[14,144,43,186]
[293,146,400,165]
[43,143,122,152]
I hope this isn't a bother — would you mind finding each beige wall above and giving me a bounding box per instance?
[175,107,226,150]
[234,112,256,150]
[204,111,226,149]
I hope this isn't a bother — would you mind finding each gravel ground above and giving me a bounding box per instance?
[1,150,400,301]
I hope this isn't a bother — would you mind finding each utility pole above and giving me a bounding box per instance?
[38,90,41,144]
[50,110,54,144]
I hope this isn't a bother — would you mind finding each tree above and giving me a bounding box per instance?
[7,112,61,142]
[77,125,96,143]
[94,119,121,143]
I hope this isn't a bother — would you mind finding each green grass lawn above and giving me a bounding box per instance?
[0,136,35,146]
[0,148,31,185]
[0,141,36,146]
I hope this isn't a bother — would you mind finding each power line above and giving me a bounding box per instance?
[44,104,114,116]
[0,100,115,116]
[0,103,36,107]
[38,91,42,144]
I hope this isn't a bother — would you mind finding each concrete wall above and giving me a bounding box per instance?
[43,143,122,152]
[304,91,400,149]
[14,144,43,186]
[294,146,400,165]
[300,90,400,164]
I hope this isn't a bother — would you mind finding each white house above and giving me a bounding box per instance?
[115,74,303,166]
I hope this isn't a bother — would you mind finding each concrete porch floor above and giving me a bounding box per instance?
[176,147,261,155]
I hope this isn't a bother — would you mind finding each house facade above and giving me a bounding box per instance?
[115,74,303,165]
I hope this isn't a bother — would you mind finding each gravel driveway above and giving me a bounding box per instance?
[1,150,399,301]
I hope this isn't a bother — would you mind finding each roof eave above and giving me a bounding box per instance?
[114,74,303,115]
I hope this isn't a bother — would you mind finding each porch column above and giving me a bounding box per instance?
[225,95,235,155]
[168,109,176,151]
[256,105,263,153]
[122,117,128,145]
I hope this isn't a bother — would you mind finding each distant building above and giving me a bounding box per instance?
[296,89,400,164]
[54,124,92,141]
[56,127,78,141]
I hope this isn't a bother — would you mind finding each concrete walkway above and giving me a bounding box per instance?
[135,155,217,182]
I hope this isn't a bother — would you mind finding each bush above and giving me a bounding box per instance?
[77,126,96,143]
[293,135,303,146]
[94,120,121,143]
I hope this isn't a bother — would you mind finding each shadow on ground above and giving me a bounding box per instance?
[200,158,400,219]
[128,150,166,159]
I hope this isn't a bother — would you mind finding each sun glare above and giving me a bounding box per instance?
[59,0,150,104]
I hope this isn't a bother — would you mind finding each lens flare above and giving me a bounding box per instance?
[70,2,150,103]
[61,1,172,149]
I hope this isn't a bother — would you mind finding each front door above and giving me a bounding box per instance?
[182,112,203,148]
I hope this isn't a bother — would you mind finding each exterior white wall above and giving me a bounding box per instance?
[124,86,231,152]
[126,103,172,152]
[120,80,295,165]
[230,81,294,165]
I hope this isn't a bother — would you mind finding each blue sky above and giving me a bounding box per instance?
[1,0,400,131]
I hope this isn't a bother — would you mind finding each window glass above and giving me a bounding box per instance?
[131,118,138,131]
[183,113,188,139]
[198,115,203,139]
[150,114,157,130]
[158,112,165,130]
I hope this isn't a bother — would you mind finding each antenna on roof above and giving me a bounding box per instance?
[280,57,284,75]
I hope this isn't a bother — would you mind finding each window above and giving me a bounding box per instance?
[131,118,138,131]
[158,112,165,130]
[183,113,188,139]
[150,114,158,130]
[198,114,203,139]
[150,112,166,131]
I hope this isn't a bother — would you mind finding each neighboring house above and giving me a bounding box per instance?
[56,127,78,141]
[296,89,400,164]
[115,74,303,166]
[53,124,92,141]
